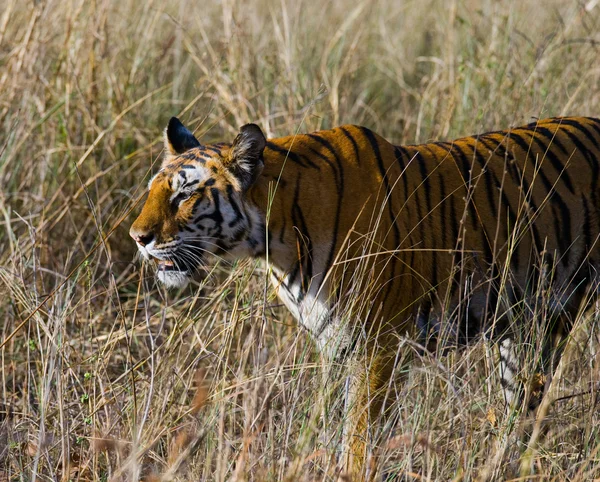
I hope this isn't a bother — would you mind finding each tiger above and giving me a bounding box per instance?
[130,115,600,479]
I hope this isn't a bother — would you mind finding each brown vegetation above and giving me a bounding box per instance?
[1,0,600,479]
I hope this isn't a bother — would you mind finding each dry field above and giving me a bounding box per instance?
[2,0,600,480]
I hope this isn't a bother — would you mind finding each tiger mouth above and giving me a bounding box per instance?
[157,259,185,272]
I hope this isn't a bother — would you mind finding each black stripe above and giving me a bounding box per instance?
[484,132,527,259]
[499,354,519,374]
[393,146,411,201]
[171,191,189,208]
[190,189,205,212]
[286,262,301,294]
[226,184,243,227]
[449,180,460,247]
[525,130,575,195]
[279,218,286,244]
[362,127,401,299]
[511,162,543,256]
[447,183,463,306]
[459,138,510,274]
[417,146,433,214]
[305,134,345,281]
[433,141,451,150]
[306,134,344,191]
[431,248,439,290]
[419,146,439,289]
[205,146,223,155]
[449,207,467,318]
[194,188,224,226]
[584,117,600,141]
[447,141,479,232]
[571,197,592,287]
[508,132,555,193]
[470,139,499,219]
[551,204,571,268]
[511,132,573,267]
[439,174,448,249]
[290,175,313,301]
[209,188,223,226]
[448,142,473,190]
[266,142,320,169]
[483,133,509,159]
[181,152,206,163]
[432,144,460,296]
[501,133,528,187]
[583,197,593,252]
[500,377,517,391]
[570,197,593,289]
[410,149,427,268]
[553,118,600,150]
[484,130,539,256]
[561,127,600,214]
[471,139,517,291]
[561,128,599,195]
[502,192,520,270]
[448,141,496,267]
[340,127,360,164]
[462,141,495,267]
[530,126,568,155]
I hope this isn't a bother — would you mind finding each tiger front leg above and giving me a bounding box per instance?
[341,343,405,481]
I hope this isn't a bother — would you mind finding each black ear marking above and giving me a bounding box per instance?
[165,117,201,155]
[229,123,267,190]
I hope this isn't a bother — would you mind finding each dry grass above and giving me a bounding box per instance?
[2,0,600,480]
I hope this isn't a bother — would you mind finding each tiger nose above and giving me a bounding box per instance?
[129,228,154,247]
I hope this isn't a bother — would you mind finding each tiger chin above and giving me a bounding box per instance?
[131,115,600,479]
[156,261,192,289]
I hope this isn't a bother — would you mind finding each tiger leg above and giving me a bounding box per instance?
[498,315,576,411]
[486,336,540,478]
[498,337,523,409]
[530,322,568,409]
[343,344,400,481]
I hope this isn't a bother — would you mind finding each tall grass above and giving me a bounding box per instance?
[1,0,600,480]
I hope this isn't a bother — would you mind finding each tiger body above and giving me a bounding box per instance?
[130,115,600,478]
[251,118,600,353]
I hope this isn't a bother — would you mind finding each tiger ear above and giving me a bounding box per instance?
[164,117,201,156]
[228,124,266,190]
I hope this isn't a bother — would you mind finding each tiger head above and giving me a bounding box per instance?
[129,117,267,288]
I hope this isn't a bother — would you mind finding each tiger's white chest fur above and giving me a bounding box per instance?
[269,265,351,358]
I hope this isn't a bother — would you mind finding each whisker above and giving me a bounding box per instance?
[178,249,204,266]
[181,243,228,257]
[181,238,228,249]
[180,244,232,266]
